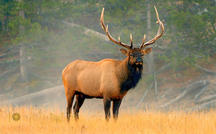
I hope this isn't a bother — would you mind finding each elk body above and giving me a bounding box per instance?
[62,6,164,121]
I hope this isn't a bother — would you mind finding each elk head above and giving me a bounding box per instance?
[100,6,164,68]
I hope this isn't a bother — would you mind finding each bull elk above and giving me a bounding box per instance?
[62,6,164,121]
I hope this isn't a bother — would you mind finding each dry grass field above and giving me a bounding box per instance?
[0,107,216,134]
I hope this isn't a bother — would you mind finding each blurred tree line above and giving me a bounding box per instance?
[0,0,215,63]
[0,0,215,96]
[0,0,72,44]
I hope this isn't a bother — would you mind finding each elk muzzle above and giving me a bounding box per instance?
[135,57,143,66]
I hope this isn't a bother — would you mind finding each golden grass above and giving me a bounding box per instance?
[0,107,216,134]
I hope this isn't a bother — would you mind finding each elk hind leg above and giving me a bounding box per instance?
[66,90,75,122]
[73,94,85,120]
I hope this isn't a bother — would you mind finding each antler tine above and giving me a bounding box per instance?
[140,34,146,49]
[118,36,121,41]
[130,33,133,48]
[140,6,165,49]
[100,8,131,49]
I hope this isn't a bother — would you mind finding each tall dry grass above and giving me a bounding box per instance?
[0,106,215,134]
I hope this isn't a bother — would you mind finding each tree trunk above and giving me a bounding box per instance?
[18,0,26,81]
[146,1,157,97]
[146,1,154,74]
[19,45,26,80]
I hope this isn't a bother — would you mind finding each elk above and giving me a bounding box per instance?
[62,6,164,121]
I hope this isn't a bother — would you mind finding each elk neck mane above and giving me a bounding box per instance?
[120,57,143,93]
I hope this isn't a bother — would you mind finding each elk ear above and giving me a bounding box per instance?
[142,48,152,55]
[120,48,128,56]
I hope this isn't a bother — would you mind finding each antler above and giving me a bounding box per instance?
[140,6,164,49]
[100,8,131,49]
[130,33,133,48]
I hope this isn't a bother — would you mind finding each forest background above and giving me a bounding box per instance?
[0,0,215,110]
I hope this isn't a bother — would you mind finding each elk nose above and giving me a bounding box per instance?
[136,58,143,65]
[136,58,143,63]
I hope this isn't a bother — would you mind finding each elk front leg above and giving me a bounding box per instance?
[103,98,111,121]
[112,99,122,120]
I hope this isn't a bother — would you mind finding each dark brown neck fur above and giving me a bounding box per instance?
[119,57,143,93]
